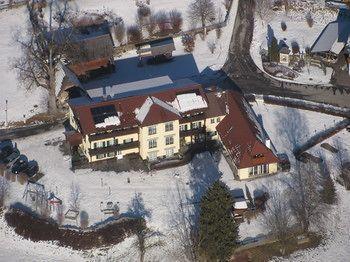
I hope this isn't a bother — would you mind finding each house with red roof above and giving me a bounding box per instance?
[66,79,226,163]
[216,90,279,180]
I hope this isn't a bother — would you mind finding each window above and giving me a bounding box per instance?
[96,153,106,160]
[165,122,174,132]
[107,152,115,158]
[180,124,187,131]
[165,136,174,145]
[210,118,215,124]
[148,151,157,161]
[165,148,174,158]
[94,141,106,149]
[192,122,201,129]
[216,117,221,123]
[123,138,133,144]
[106,139,115,147]
[148,125,157,135]
[148,139,157,149]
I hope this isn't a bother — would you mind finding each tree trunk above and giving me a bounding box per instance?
[47,68,58,115]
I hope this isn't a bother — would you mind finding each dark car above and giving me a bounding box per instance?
[0,145,14,160]
[3,149,20,164]
[11,158,29,174]
[24,162,39,178]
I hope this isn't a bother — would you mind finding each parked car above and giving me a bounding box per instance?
[11,158,28,174]
[3,149,20,164]
[0,145,14,161]
[24,162,39,178]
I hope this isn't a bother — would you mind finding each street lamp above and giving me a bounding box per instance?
[5,99,8,127]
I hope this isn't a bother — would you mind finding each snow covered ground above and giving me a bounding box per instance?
[0,100,349,261]
[250,2,338,85]
[0,0,237,124]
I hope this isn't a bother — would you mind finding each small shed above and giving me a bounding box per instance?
[136,37,176,59]
[231,188,248,218]
[47,192,63,212]
[279,46,291,64]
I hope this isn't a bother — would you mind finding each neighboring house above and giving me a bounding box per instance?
[56,20,116,80]
[65,80,226,163]
[216,91,279,180]
[311,21,350,62]
[279,46,291,64]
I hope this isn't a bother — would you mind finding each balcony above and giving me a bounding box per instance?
[180,126,206,137]
[89,141,140,155]
[89,127,139,142]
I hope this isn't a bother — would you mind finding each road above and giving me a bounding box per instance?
[222,0,350,109]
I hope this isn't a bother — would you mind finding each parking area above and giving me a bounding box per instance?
[0,139,41,184]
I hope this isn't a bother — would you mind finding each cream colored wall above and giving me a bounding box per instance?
[269,163,278,173]
[85,132,139,162]
[139,120,180,160]
[68,108,79,131]
[205,115,225,140]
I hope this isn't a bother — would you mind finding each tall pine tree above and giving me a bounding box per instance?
[199,181,238,261]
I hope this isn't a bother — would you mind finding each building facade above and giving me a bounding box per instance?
[66,82,225,163]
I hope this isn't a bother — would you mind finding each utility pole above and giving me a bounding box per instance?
[5,99,8,127]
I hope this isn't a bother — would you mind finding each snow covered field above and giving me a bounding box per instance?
[0,0,237,124]
[0,100,349,261]
[250,2,338,85]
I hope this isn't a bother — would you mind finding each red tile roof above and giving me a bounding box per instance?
[216,91,278,169]
[69,83,222,135]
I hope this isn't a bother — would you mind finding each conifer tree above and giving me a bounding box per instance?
[198,181,238,261]
[268,36,280,62]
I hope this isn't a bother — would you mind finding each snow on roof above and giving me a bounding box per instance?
[95,116,121,128]
[86,76,173,99]
[136,96,180,123]
[172,93,208,113]
[234,198,248,210]
[136,97,154,123]
[311,21,350,55]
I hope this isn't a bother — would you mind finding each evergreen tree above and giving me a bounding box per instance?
[198,181,238,261]
[268,36,280,62]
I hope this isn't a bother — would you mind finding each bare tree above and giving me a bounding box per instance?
[169,9,183,33]
[13,0,72,114]
[155,10,169,35]
[255,0,274,24]
[188,0,216,33]
[127,24,143,43]
[207,40,216,54]
[261,185,291,254]
[69,182,81,211]
[334,138,350,189]
[146,14,157,36]
[169,183,198,261]
[284,161,326,233]
[134,220,163,262]
[115,19,126,44]
[0,176,10,209]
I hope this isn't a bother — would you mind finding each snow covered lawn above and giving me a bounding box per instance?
[250,3,337,85]
[0,100,349,261]
[0,0,237,124]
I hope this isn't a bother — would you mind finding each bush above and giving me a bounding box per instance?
[281,21,287,31]
[182,34,195,52]
[115,19,126,44]
[306,12,313,28]
[146,14,157,36]
[155,10,169,35]
[137,4,151,26]
[127,25,143,43]
[268,36,279,62]
[169,9,183,33]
